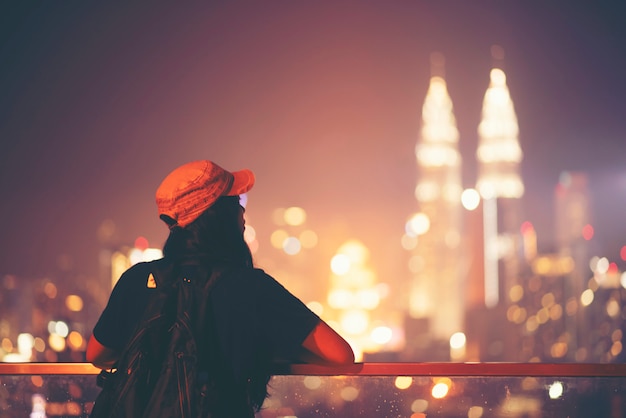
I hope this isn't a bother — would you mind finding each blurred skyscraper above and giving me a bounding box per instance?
[555,172,592,298]
[476,64,524,309]
[406,51,529,361]
[554,172,592,357]
[408,53,464,347]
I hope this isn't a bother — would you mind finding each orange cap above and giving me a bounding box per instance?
[155,160,254,228]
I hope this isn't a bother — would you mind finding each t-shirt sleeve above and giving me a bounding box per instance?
[253,271,321,359]
[212,268,321,371]
[92,262,154,351]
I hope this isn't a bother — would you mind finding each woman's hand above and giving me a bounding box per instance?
[299,321,355,365]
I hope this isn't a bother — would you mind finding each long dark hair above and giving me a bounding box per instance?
[161,195,253,268]
[162,195,269,411]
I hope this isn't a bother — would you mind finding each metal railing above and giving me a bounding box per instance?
[2,362,625,417]
[1,361,624,376]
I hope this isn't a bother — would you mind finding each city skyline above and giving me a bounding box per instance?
[1,2,625,278]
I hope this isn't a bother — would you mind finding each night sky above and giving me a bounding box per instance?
[1,1,625,279]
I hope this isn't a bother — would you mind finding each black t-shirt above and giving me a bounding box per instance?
[93,260,321,383]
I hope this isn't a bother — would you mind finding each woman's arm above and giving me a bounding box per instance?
[299,321,355,365]
[86,335,119,369]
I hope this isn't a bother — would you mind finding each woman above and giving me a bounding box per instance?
[86,160,354,417]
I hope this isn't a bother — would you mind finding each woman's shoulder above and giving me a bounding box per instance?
[122,260,158,278]
[114,260,162,289]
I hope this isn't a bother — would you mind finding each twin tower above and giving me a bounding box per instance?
[408,50,524,346]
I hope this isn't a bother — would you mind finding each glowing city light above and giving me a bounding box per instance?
[394,376,413,390]
[415,181,440,202]
[55,321,69,338]
[65,295,84,312]
[330,254,351,275]
[449,332,466,349]
[31,377,44,388]
[17,333,34,357]
[580,289,594,307]
[303,376,322,390]
[328,289,354,309]
[338,240,370,263]
[520,221,534,234]
[596,257,610,274]
[340,386,359,401]
[356,288,380,309]
[450,331,467,360]
[541,293,555,308]
[33,337,46,353]
[468,406,485,418]
[67,331,84,350]
[340,310,370,335]
[48,334,66,352]
[606,299,620,318]
[270,229,289,249]
[431,382,450,399]
[31,394,47,417]
[1,338,13,352]
[461,188,480,210]
[526,316,539,332]
[282,236,301,255]
[406,213,430,236]
[548,381,564,399]
[550,305,563,321]
[411,399,429,414]
[134,236,149,251]
[43,282,58,298]
[611,341,623,357]
[284,206,306,226]
[371,326,393,345]
[509,285,524,302]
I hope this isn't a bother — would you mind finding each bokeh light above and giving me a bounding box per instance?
[284,206,306,226]
[461,188,480,210]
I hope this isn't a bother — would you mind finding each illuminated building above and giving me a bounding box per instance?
[462,51,527,361]
[517,173,623,363]
[327,240,390,361]
[476,63,524,308]
[497,173,626,363]
[554,172,593,354]
[555,172,593,297]
[408,53,464,346]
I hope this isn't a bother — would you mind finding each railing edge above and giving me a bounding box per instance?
[0,362,625,377]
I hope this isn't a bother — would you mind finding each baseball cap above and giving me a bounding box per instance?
[155,160,255,228]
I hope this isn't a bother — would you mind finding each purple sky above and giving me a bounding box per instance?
[1,2,625,278]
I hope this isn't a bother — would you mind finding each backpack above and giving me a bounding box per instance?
[90,260,226,418]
